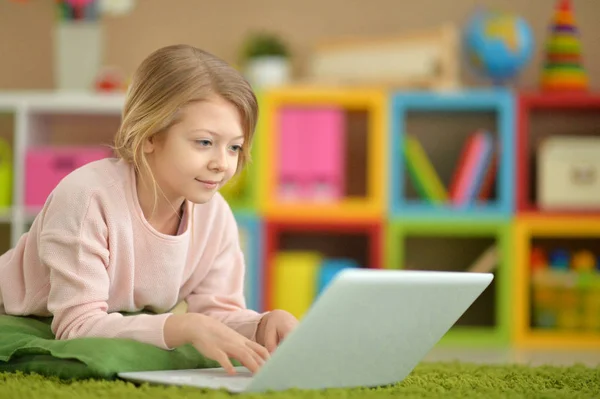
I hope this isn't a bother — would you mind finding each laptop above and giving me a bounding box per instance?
[118,268,493,393]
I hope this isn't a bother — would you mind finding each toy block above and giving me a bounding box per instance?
[582,288,600,331]
[572,250,597,272]
[305,107,345,201]
[541,0,588,92]
[273,251,321,320]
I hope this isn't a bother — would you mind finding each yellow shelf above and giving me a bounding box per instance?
[258,86,388,219]
[516,330,600,349]
[513,216,600,349]
[262,198,382,222]
[263,85,388,107]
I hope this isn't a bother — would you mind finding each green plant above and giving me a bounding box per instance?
[241,31,289,62]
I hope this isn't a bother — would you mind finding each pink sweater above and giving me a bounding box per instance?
[0,158,264,350]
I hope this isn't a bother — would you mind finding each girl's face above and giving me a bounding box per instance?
[143,94,245,206]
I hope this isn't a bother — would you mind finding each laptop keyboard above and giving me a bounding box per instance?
[120,367,253,391]
[167,369,253,390]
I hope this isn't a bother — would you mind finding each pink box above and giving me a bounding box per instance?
[25,146,113,207]
[278,107,308,200]
[305,108,345,200]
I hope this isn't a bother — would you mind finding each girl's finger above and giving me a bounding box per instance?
[265,328,278,353]
[212,349,236,375]
[230,345,260,374]
[246,339,270,361]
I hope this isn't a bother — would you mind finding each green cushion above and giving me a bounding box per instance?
[0,314,225,380]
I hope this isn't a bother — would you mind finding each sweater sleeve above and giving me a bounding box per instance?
[38,189,172,349]
[185,204,267,342]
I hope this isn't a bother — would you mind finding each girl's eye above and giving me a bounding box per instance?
[230,145,242,152]
[196,140,211,146]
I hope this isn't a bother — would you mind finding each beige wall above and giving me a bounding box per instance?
[0,0,598,90]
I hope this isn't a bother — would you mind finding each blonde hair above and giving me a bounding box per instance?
[113,44,258,218]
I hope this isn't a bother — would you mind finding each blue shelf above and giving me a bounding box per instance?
[388,89,515,219]
[391,202,510,220]
[234,212,263,312]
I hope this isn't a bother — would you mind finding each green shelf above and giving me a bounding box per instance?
[386,218,513,347]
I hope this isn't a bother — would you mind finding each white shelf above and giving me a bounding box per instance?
[0,91,125,246]
[0,91,125,113]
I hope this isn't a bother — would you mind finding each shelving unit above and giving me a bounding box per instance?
[0,223,10,256]
[258,86,388,221]
[0,99,19,231]
[389,89,514,219]
[0,92,124,246]
[2,87,600,350]
[0,92,267,311]
[386,218,511,346]
[516,91,600,215]
[385,89,514,348]
[510,91,600,350]
[513,216,600,349]
[235,212,263,312]
[218,95,264,214]
[263,218,382,318]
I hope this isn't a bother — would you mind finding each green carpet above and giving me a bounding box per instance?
[1,362,598,398]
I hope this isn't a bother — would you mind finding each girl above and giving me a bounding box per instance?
[0,44,298,375]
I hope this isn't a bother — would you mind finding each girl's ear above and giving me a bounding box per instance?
[142,135,155,154]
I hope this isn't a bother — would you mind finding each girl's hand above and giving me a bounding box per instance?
[165,313,270,375]
[255,309,299,353]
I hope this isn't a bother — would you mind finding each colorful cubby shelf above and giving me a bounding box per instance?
[389,89,515,219]
[513,216,600,349]
[235,212,263,312]
[221,86,600,350]
[516,91,600,215]
[263,218,382,319]
[257,87,388,221]
[386,218,512,347]
[1,87,599,351]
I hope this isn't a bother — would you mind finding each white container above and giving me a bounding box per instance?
[538,136,600,210]
[54,21,104,91]
[244,56,291,88]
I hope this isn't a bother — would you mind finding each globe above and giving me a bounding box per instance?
[463,9,534,85]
